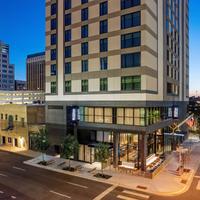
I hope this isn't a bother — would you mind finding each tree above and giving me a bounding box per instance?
[60,135,79,169]
[96,143,110,176]
[34,128,50,162]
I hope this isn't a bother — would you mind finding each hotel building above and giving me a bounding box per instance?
[45,0,189,171]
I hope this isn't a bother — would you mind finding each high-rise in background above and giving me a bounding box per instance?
[0,41,15,91]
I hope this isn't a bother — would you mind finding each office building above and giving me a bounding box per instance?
[26,52,45,91]
[45,0,189,172]
[0,41,15,90]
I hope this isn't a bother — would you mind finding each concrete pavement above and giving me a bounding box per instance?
[23,141,200,196]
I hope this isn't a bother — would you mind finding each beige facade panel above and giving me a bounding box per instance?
[89,79,99,92]
[108,77,121,91]
[141,75,157,92]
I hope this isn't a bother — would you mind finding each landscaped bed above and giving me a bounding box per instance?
[94,173,112,179]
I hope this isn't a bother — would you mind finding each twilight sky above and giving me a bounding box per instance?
[0,0,199,95]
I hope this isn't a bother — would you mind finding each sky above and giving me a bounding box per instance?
[0,0,199,94]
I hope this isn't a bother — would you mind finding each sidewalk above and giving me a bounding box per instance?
[3,142,200,196]
[0,145,41,158]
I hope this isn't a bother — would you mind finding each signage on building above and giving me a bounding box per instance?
[173,107,179,119]
[168,107,173,118]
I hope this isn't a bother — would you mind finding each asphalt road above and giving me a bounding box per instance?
[0,150,200,200]
[0,150,110,200]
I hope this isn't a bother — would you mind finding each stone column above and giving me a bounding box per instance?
[139,132,147,172]
[113,132,119,168]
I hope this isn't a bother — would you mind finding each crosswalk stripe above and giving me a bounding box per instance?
[123,190,150,199]
[117,195,138,200]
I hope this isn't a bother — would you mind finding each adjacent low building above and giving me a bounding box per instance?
[15,80,27,91]
[0,104,45,150]
[0,90,44,104]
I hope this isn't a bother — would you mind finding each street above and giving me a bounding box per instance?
[0,150,200,200]
[0,150,110,200]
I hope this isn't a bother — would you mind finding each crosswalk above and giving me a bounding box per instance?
[116,189,150,200]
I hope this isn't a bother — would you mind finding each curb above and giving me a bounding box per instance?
[23,159,198,197]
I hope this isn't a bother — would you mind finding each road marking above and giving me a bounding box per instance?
[0,191,4,194]
[0,173,8,177]
[49,190,71,199]
[93,185,118,200]
[65,181,88,189]
[117,195,138,200]
[13,166,26,172]
[11,196,17,199]
[196,180,200,190]
[123,190,150,199]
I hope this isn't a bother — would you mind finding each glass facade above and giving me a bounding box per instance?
[79,106,169,126]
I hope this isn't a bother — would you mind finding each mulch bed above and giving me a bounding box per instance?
[94,173,112,179]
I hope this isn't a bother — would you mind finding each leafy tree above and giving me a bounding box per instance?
[34,128,50,162]
[96,143,110,175]
[60,135,79,168]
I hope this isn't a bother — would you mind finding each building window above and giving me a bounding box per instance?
[51,3,57,15]
[65,46,71,58]
[65,30,71,42]
[121,32,141,48]
[65,80,71,92]
[81,25,88,38]
[81,42,88,55]
[121,53,140,68]
[51,49,57,60]
[100,57,108,70]
[82,80,88,92]
[100,1,108,16]
[51,82,57,94]
[51,64,57,76]
[81,0,88,4]
[121,76,141,91]
[81,8,88,21]
[65,62,71,74]
[121,0,140,10]
[65,13,71,26]
[121,12,140,29]
[51,18,57,30]
[100,38,108,52]
[51,34,57,45]
[100,20,108,34]
[65,0,71,10]
[100,78,108,91]
[82,60,88,72]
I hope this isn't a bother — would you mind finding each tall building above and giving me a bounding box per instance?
[45,0,189,172]
[0,41,15,90]
[26,52,45,91]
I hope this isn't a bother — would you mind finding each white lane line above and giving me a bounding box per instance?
[0,191,4,194]
[123,190,150,199]
[93,185,118,200]
[49,190,71,199]
[0,173,8,177]
[12,166,26,172]
[117,195,138,200]
[65,181,88,189]
[11,196,17,199]
[196,180,200,190]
